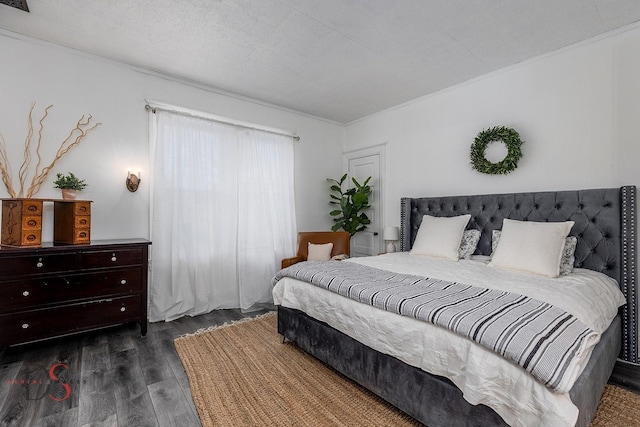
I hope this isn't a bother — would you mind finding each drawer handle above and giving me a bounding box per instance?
[22,291,29,297]
[120,279,127,285]
[22,323,29,329]
[64,278,70,285]
[111,253,117,262]
[27,219,37,227]
[42,281,48,286]
[36,258,43,268]
[79,219,88,225]
[79,232,87,238]
[120,307,126,312]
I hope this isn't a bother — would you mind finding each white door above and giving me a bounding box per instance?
[346,149,383,257]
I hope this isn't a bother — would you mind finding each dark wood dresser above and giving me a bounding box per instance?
[0,239,151,347]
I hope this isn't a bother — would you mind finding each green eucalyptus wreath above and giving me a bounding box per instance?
[470,126,523,175]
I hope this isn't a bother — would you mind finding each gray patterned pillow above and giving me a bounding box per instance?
[491,229,501,254]
[559,236,577,276]
[459,229,481,259]
[491,230,577,275]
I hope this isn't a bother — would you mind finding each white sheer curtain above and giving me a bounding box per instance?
[148,110,297,322]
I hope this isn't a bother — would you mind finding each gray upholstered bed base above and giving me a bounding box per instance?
[277,186,636,426]
[278,306,621,427]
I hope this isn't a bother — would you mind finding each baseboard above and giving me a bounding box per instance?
[610,359,640,393]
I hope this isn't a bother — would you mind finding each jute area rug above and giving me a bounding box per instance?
[174,312,640,427]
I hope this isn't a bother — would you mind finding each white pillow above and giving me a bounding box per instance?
[488,219,575,277]
[307,242,333,261]
[410,214,471,261]
[492,230,577,275]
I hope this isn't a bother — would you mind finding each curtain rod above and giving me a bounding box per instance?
[145,104,300,141]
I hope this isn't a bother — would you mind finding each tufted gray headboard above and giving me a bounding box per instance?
[400,186,638,363]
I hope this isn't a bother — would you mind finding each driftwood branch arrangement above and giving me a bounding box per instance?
[0,103,101,198]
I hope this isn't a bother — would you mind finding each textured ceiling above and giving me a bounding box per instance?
[0,0,28,12]
[1,1,640,123]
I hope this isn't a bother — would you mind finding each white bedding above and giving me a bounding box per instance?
[272,253,626,427]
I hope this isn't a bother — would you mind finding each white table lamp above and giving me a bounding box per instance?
[383,226,400,253]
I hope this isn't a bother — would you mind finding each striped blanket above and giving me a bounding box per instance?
[272,261,598,393]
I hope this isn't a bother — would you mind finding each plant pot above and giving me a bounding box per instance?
[61,189,77,200]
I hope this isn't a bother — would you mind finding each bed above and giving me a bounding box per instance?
[272,186,638,426]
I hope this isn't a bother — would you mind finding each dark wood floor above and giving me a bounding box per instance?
[0,308,272,427]
[3,308,639,427]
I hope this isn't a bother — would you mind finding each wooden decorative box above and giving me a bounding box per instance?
[1,199,43,247]
[54,200,91,244]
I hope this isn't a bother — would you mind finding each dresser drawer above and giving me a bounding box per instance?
[73,229,90,244]
[19,230,42,246]
[0,253,76,277]
[21,200,43,216]
[81,248,144,269]
[0,268,142,312]
[74,201,91,215]
[22,216,42,230]
[75,216,90,228]
[0,295,142,346]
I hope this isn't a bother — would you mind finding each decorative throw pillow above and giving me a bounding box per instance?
[488,219,575,277]
[307,242,333,261]
[492,230,577,275]
[459,229,481,259]
[491,229,501,254]
[410,214,471,261]
[559,236,578,276]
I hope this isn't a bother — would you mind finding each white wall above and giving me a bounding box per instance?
[0,31,344,241]
[2,24,639,247]
[614,28,640,189]
[345,25,640,362]
[345,24,640,229]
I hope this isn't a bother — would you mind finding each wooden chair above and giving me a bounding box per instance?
[281,231,350,268]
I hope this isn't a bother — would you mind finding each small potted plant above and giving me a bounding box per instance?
[53,172,88,200]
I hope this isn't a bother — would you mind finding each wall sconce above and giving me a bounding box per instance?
[126,171,141,192]
[383,226,400,253]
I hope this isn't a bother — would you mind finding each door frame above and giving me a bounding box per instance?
[343,144,387,255]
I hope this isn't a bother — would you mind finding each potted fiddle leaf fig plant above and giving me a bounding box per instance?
[328,173,372,236]
[53,172,87,200]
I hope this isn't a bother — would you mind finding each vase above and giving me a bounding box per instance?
[61,189,77,200]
